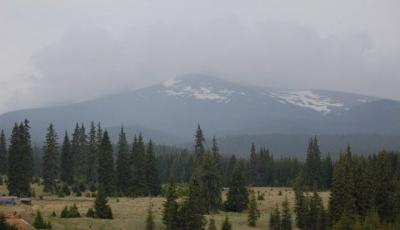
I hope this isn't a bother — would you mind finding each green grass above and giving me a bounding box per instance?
[0,185,330,229]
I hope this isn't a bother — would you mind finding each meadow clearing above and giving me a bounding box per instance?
[0,185,330,230]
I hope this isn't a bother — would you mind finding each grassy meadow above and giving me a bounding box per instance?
[0,184,330,230]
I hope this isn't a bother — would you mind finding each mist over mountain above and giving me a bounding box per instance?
[0,74,399,155]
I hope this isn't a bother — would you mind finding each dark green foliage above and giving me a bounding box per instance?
[294,188,307,228]
[322,153,333,189]
[195,151,223,213]
[221,216,232,230]
[162,181,179,230]
[225,162,249,212]
[247,190,260,227]
[269,205,281,230]
[145,140,162,196]
[146,205,155,230]
[304,137,322,189]
[281,197,292,230]
[130,134,148,196]
[0,130,7,175]
[116,126,131,196]
[194,125,205,159]
[33,211,52,229]
[178,177,206,229]
[60,204,81,218]
[7,120,33,197]
[94,185,113,219]
[329,145,356,224]
[42,124,59,194]
[223,155,237,186]
[86,208,95,218]
[248,143,257,185]
[60,132,73,185]
[86,122,98,187]
[71,124,88,183]
[207,217,217,230]
[98,131,115,196]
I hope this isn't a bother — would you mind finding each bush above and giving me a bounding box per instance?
[0,213,18,230]
[33,211,52,229]
[257,191,265,200]
[60,204,81,218]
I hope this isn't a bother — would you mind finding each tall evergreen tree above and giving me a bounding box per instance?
[269,205,281,230]
[294,188,307,229]
[179,178,206,230]
[42,124,59,193]
[281,197,292,230]
[322,153,333,189]
[249,143,257,185]
[162,181,179,230]
[0,130,7,175]
[225,162,249,212]
[116,126,131,195]
[145,140,161,196]
[86,122,98,187]
[97,130,115,196]
[304,137,322,189]
[60,132,74,185]
[146,204,155,230]
[224,155,237,186]
[71,124,88,183]
[7,121,33,197]
[194,151,223,213]
[329,145,356,224]
[130,134,148,196]
[247,190,260,227]
[194,125,205,159]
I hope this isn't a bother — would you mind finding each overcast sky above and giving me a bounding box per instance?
[0,0,399,114]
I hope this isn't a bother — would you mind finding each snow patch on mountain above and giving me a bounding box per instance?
[270,90,344,114]
[161,80,235,103]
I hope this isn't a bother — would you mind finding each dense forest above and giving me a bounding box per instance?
[1,120,400,229]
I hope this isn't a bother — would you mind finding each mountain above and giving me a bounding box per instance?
[0,74,399,155]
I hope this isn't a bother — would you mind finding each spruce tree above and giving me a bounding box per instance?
[304,137,322,189]
[162,181,179,230]
[86,122,98,187]
[249,143,257,185]
[116,126,131,195]
[8,122,32,197]
[221,216,232,230]
[294,188,307,228]
[193,151,222,213]
[329,145,356,224]
[281,197,292,230]
[247,190,260,227]
[145,140,161,196]
[130,134,147,196]
[224,155,237,186]
[0,130,7,175]
[94,185,113,219]
[269,205,281,230]
[180,177,206,230]
[146,204,155,230]
[71,123,88,183]
[98,130,115,196]
[224,162,249,212]
[322,153,333,189]
[42,124,59,194]
[194,125,205,159]
[60,132,74,185]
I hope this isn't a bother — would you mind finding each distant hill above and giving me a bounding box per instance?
[1,74,400,156]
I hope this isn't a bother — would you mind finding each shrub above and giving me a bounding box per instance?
[86,208,95,218]
[33,211,52,229]
[60,204,81,218]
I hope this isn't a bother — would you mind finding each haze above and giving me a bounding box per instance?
[1,0,399,114]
